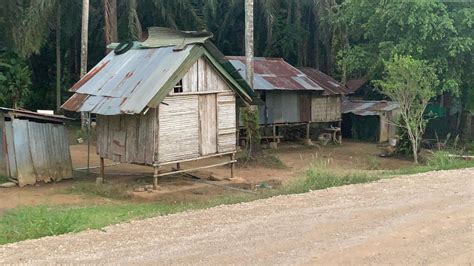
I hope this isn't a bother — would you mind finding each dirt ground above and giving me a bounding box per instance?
[0,140,413,211]
[0,168,472,264]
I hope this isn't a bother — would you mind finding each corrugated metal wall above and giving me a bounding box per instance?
[0,112,7,177]
[1,119,73,186]
[265,91,300,124]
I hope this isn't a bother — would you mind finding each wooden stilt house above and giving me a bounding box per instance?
[227,57,347,145]
[62,28,253,187]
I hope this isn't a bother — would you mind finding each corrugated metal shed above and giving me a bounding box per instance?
[63,28,253,115]
[342,100,400,116]
[226,57,324,92]
[299,67,351,95]
[0,108,73,187]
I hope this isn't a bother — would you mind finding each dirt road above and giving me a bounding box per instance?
[1,168,472,264]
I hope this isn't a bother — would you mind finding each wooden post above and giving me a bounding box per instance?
[176,163,181,170]
[306,122,311,140]
[272,125,276,142]
[153,166,160,190]
[96,157,105,184]
[230,153,235,179]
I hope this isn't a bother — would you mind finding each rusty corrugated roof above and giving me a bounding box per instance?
[345,79,367,93]
[298,67,351,96]
[226,57,324,92]
[342,100,400,116]
[62,28,253,115]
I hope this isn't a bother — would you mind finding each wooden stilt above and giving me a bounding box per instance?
[306,122,311,140]
[153,166,160,190]
[96,157,105,185]
[230,153,235,179]
[272,125,276,143]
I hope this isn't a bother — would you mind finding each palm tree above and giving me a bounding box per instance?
[103,0,118,46]
[245,0,254,88]
[80,0,89,128]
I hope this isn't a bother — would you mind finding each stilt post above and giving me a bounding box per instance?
[306,122,311,140]
[153,166,160,190]
[272,125,276,143]
[176,163,181,170]
[96,157,105,184]
[230,153,235,179]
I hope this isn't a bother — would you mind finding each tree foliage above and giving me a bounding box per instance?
[374,55,439,163]
[0,0,470,119]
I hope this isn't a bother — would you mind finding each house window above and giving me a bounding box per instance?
[174,80,183,93]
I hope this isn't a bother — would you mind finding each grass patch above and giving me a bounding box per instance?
[63,181,132,200]
[236,152,288,169]
[386,151,474,175]
[283,168,380,195]
[0,175,10,184]
[1,151,472,246]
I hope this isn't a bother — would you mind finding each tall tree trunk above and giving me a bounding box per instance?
[460,111,472,141]
[245,0,254,89]
[80,0,89,128]
[56,1,61,112]
[103,0,118,51]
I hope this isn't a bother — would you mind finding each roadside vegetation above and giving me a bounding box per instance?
[1,150,472,245]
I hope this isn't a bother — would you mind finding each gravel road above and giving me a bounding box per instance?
[1,168,473,265]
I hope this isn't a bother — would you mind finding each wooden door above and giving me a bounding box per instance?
[299,93,312,122]
[199,94,218,155]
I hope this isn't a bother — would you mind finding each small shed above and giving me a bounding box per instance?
[341,100,400,142]
[0,108,73,186]
[62,28,252,187]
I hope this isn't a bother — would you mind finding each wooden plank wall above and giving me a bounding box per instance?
[159,95,200,163]
[199,94,218,155]
[217,92,237,153]
[179,57,231,94]
[97,110,156,165]
[311,95,341,122]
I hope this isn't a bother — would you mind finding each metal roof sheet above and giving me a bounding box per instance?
[342,100,400,116]
[298,67,351,95]
[345,79,367,93]
[63,28,254,115]
[63,46,194,115]
[0,107,72,123]
[226,57,324,92]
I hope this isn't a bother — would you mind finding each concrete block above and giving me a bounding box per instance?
[269,142,278,149]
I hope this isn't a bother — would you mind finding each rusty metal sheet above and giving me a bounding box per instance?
[0,107,72,123]
[64,46,193,115]
[227,56,323,92]
[299,67,350,95]
[342,100,400,116]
